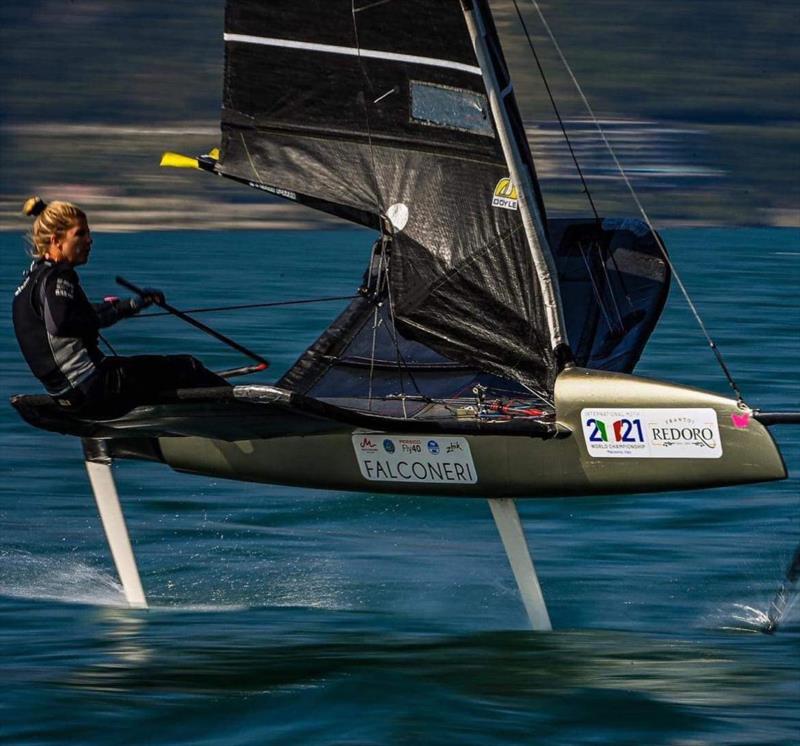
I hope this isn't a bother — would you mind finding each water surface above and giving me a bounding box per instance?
[1,228,798,744]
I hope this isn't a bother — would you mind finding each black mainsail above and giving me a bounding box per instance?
[220,0,564,401]
[12,0,671,437]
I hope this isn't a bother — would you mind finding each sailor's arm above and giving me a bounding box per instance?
[93,288,166,328]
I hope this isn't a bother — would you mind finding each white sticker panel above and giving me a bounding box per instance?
[352,434,478,484]
[581,408,722,459]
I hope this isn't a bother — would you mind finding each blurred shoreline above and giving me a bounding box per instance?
[3,119,796,232]
[4,1,797,232]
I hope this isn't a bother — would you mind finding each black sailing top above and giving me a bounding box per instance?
[12,259,140,396]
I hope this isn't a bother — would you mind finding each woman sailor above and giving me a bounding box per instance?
[12,196,227,413]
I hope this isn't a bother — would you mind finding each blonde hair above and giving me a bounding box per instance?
[22,196,86,258]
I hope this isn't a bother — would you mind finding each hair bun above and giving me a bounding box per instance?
[22,196,47,217]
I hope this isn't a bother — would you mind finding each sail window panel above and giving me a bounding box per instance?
[410,82,494,137]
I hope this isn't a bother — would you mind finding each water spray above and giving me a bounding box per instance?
[764,544,800,634]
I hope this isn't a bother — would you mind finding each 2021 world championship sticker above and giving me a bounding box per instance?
[581,408,723,459]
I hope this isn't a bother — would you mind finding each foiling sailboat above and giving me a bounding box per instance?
[11,1,796,629]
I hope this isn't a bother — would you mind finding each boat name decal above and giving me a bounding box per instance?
[352,435,478,484]
[580,408,722,459]
[491,178,518,211]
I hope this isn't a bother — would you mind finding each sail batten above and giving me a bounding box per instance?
[223,33,483,76]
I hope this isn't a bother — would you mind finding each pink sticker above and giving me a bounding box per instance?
[731,412,751,429]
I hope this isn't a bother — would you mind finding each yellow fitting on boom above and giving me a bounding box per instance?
[160,152,200,169]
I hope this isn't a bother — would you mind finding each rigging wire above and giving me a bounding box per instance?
[363,236,435,416]
[512,0,637,316]
[525,0,746,404]
[351,1,424,411]
[577,241,620,336]
[367,304,380,410]
[596,243,633,323]
[135,294,358,318]
[240,132,265,186]
[351,0,384,408]
[366,241,388,409]
[510,0,599,222]
[350,1,386,220]
[383,258,433,412]
[98,332,118,356]
[602,237,636,311]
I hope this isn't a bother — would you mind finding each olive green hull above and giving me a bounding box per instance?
[158,369,787,498]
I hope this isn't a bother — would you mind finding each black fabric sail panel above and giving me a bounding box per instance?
[224,1,486,141]
[221,0,499,215]
[384,155,553,392]
[221,0,557,394]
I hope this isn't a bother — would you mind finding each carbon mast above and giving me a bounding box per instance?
[462,0,573,369]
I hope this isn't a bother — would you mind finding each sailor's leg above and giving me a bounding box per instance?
[82,439,148,609]
[488,498,551,631]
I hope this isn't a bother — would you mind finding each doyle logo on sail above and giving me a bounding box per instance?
[491,178,518,210]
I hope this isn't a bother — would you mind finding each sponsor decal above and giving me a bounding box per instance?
[352,434,478,484]
[491,177,518,210]
[55,277,75,299]
[581,408,722,459]
[247,181,297,200]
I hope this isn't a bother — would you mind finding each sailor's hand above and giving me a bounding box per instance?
[131,288,165,310]
[140,288,165,306]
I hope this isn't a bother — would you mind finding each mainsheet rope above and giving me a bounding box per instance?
[135,294,358,318]
[525,0,746,404]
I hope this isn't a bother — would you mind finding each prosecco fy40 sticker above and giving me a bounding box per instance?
[581,408,722,459]
[352,434,478,484]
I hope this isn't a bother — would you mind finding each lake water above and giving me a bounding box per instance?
[1,227,798,744]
